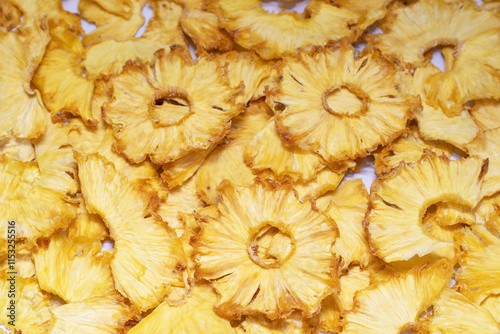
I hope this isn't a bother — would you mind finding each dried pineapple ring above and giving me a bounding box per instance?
[366,152,486,262]
[104,48,242,164]
[142,0,188,48]
[32,236,115,303]
[342,260,452,334]
[77,153,188,312]
[49,295,140,334]
[128,285,234,334]
[210,0,359,59]
[0,273,52,333]
[0,20,49,140]
[273,43,414,169]
[193,179,340,320]
[67,194,108,241]
[371,0,500,115]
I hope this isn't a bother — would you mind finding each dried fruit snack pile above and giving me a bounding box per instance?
[1,0,500,333]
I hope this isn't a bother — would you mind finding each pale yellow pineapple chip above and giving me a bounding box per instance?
[342,259,452,334]
[371,0,500,115]
[471,99,500,131]
[0,156,77,252]
[196,100,271,204]
[128,284,234,334]
[332,0,393,36]
[315,179,370,270]
[410,65,479,148]
[49,295,140,334]
[88,0,136,19]
[0,136,35,162]
[67,194,108,241]
[143,0,188,47]
[455,226,500,304]
[0,20,49,140]
[0,0,21,30]
[424,288,500,334]
[79,0,146,47]
[273,43,414,170]
[9,0,81,31]
[0,273,52,333]
[210,0,358,59]
[0,248,35,278]
[465,127,500,197]
[104,47,242,164]
[77,153,188,312]
[366,152,486,262]
[292,167,345,203]
[193,179,340,320]
[32,235,116,303]
[236,312,315,334]
[481,294,500,323]
[33,24,96,126]
[375,127,453,175]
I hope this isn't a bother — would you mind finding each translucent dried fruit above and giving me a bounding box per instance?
[0,20,49,139]
[0,274,52,333]
[33,24,96,126]
[128,284,234,334]
[236,312,315,334]
[32,235,115,303]
[332,0,392,35]
[77,153,188,312]
[0,156,77,252]
[342,260,452,334]
[315,179,370,270]
[465,127,500,197]
[9,0,81,31]
[374,127,453,175]
[67,194,108,241]
[424,288,500,334]
[455,227,500,304]
[273,43,414,170]
[371,0,500,115]
[292,167,345,203]
[79,0,146,47]
[471,99,500,131]
[104,48,242,164]
[49,295,140,334]
[210,0,358,59]
[0,136,34,162]
[193,179,340,320]
[366,152,486,262]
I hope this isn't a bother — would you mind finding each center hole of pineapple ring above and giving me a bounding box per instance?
[151,87,192,126]
[322,85,370,116]
[248,223,295,269]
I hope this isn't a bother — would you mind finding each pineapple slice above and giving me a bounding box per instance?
[32,235,116,303]
[371,0,500,115]
[0,273,52,333]
[0,0,21,30]
[455,226,500,304]
[366,152,485,262]
[142,0,187,47]
[375,127,453,175]
[193,179,340,320]
[104,47,242,164]
[0,249,35,278]
[0,20,49,140]
[210,0,358,59]
[272,43,414,170]
[79,0,146,47]
[481,294,500,323]
[0,156,77,252]
[33,24,96,126]
[423,288,500,334]
[465,127,500,197]
[128,284,234,334]
[0,136,34,162]
[236,312,315,334]
[49,295,140,334]
[471,99,500,131]
[77,153,188,312]
[9,0,81,31]
[67,194,108,241]
[332,0,393,36]
[315,179,371,270]
[342,260,452,334]
[292,167,345,203]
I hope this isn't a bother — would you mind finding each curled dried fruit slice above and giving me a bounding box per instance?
[273,43,414,170]
[32,236,115,303]
[193,179,340,320]
[67,194,108,241]
[342,260,452,334]
[375,127,453,175]
[423,289,500,334]
[456,227,500,304]
[0,273,52,333]
[104,48,242,164]
[143,0,187,47]
[471,99,500,131]
[9,0,81,31]
[0,156,77,252]
[0,0,21,30]
[33,24,96,126]
[332,0,392,36]
[210,0,358,59]
[371,0,500,115]
[49,295,140,334]
[236,312,314,334]
[128,284,234,334]
[292,167,344,203]
[0,20,49,139]
[366,152,486,262]
[77,153,188,312]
